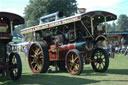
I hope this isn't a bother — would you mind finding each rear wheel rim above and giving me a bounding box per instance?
[28,44,43,73]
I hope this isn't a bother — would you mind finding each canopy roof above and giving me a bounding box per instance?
[82,10,117,21]
[21,10,117,34]
[0,12,24,25]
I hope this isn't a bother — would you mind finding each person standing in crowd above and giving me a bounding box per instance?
[111,45,115,58]
[24,45,28,60]
[124,46,128,56]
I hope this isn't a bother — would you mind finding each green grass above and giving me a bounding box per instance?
[0,53,128,85]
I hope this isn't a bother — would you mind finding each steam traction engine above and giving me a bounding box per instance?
[21,11,117,75]
[0,12,24,80]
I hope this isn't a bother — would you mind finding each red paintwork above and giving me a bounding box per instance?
[49,43,75,61]
[60,43,75,50]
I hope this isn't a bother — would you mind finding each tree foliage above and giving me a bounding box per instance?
[24,0,77,27]
[116,14,128,31]
[105,14,128,32]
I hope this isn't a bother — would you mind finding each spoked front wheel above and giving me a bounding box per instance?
[91,48,109,72]
[8,52,22,80]
[65,49,83,75]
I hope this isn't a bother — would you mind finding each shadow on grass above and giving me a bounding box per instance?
[103,79,128,82]
[1,73,99,85]
[1,69,128,85]
[81,69,107,76]
[81,68,128,76]
[107,69,128,75]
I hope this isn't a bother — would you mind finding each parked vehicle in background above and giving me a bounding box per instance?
[0,12,24,80]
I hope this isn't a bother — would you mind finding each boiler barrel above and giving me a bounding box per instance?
[60,41,86,51]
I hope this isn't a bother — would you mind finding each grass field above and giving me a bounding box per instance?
[0,52,128,85]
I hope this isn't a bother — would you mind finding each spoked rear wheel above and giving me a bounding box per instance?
[28,42,49,73]
[91,48,109,72]
[9,52,22,80]
[65,49,83,75]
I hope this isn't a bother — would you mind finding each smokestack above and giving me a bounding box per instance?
[77,8,86,14]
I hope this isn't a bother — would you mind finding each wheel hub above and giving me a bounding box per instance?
[97,58,103,64]
[33,57,38,63]
[71,60,74,63]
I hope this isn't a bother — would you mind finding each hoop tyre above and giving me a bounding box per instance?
[9,52,22,80]
[28,42,49,73]
[65,49,83,75]
[91,48,109,72]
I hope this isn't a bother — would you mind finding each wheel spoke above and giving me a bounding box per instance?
[76,59,80,64]
[97,51,100,58]
[71,54,74,61]
[37,48,41,53]
[32,58,37,64]
[12,69,18,76]
[12,57,17,64]
[95,53,99,58]
[98,64,102,69]
[32,49,36,54]
[38,54,43,58]
[33,64,38,70]
[31,55,35,57]
[101,62,105,67]
[69,63,74,70]
[36,63,41,70]
[76,63,79,70]
[72,66,77,72]
[74,56,78,62]
[35,47,39,52]
[101,56,105,59]
[102,61,106,63]
[38,58,43,65]
[38,55,43,61]
[32,47,39,57]
[37,50,42,55]
[94,56,97,59]
[35,47,40,54]
[99,52,102,58]
[31,61,35,65]
[73,63,79,72]
[12,57,15,62]
[95,63,98,67]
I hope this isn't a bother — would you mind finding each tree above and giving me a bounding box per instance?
[106,23,112,32]
[24,0,78,27]
[117,14,128,31]
[111,22,116,32]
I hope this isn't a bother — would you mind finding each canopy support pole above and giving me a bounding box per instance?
[91,17,94,35]
[10,21,13,35]
[74,22,76,40]
[33,32,36,41]
[104,17,107,33]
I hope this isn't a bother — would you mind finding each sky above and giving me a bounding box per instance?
[0,0,28,16]
[0,0,128,17]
